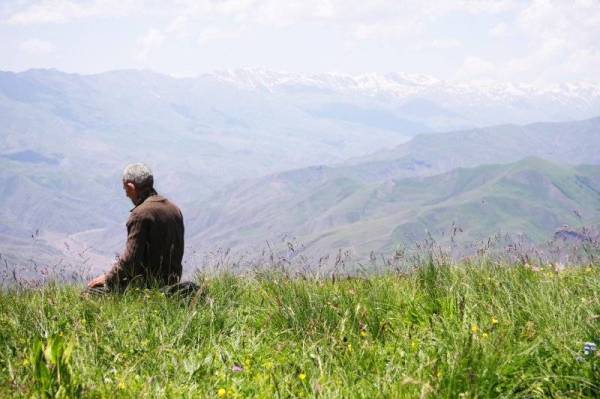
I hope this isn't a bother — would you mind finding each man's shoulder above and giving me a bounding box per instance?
[132,195,182,218]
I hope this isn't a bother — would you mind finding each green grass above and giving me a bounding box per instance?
[1,261,599,398]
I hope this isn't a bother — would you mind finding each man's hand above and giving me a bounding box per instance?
[87,274,107,288]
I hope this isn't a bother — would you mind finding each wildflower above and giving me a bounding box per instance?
[523,321,536,339]
[491,317,499,325]
[118,381,126,390]
[552,262,565,272]
[360,330,368,338]
[347,343,353,352]
[482,333,489,338]
[217,388,226,398]
[583,342,597,356]
[471,324,479,334]
[298,373,306,381]
[411,341,417,350]
[231,364,243,373]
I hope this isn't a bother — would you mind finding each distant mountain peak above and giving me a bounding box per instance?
[202,68,600,100]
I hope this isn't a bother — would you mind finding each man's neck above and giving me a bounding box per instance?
[135,187,158,206]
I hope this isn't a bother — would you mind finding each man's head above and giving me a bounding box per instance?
[122,163,154,205]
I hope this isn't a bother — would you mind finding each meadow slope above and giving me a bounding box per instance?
[1,261,599,398]
[188,158,600,257]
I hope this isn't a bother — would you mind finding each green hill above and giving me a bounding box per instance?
[188,158,600,257]
[344,117,600,179]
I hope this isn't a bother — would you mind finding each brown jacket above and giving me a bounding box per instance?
[105,193,184,288]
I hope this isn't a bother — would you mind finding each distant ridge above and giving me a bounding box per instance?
[343,117,600,175]
[187,157,600,257]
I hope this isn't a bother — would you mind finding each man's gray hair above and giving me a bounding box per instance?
[123,163,154,188]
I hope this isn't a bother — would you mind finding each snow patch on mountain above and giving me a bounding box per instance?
[206,68,600,109]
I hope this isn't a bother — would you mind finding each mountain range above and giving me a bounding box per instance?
[186,157,600,259]
[0,68,599,271]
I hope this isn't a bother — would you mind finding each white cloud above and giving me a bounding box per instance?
[456,0,518,14]
[165,15,190,38]
[4,0,522,30]
[6,0,139,25]
[428,38,462,49]
[4,1,600,83]
[456,56,497,80]
[136,29,165,61]
[19,38,55,54]
[198,26,241,44]
[353,21,419,41]
[504,0,600,82]
[455,1,600,83]
[489,22,508,37]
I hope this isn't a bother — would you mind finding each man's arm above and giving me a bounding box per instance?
[104,213,148,287]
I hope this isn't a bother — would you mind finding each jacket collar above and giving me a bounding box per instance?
[130,190,162,212]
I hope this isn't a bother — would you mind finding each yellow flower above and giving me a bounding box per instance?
[411,341,417,350]
[118,381,126,390]
[491,317,498,325]
[298,373,306,381]
[217,388,226,398]
[482,333,489,338]
[347,343,353,352]
[360,330,368,337]
[471,324,479,334]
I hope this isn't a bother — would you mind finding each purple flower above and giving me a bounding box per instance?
[231,364,244,373]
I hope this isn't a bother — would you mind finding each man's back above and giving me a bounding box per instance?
[105,194,184,288]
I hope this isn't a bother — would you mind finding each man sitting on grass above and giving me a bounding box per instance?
[86,163,188,294]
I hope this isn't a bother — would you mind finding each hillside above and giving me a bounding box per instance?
[1,68,600,268]
[1,263,599,397]
[344,117,600,178]
[187,158,600,258]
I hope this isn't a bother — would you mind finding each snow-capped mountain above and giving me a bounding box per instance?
[206,69,600,129]
[208,68,599,101]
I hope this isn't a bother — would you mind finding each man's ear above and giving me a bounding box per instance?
[126,182,136,191]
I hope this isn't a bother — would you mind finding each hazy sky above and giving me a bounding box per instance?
[1,0,600,84]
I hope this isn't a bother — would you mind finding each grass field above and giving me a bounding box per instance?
[0,260,599,398]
